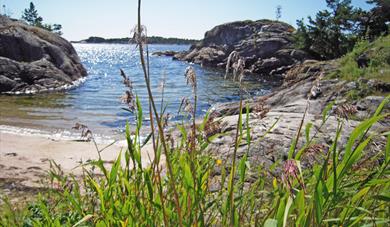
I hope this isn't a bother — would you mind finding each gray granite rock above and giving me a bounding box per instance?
[0,16,87,94]
[173,20,312,76]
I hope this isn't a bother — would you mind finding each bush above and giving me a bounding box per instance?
[331,34,390,83]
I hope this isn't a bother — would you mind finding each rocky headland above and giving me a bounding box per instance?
[167,20,311,77]
[206,60,389,173]
[155,20,389,173]
[0,15,87,94]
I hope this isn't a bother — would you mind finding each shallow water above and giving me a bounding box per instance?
[0,44,279,138]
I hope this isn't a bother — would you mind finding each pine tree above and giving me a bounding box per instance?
[295,0,389,59]
[21,2,43,27]
[295,0,364,59]
[360,0,390,40]
[21,2,63,36]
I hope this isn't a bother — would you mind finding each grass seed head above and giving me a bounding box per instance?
[334,103,358,119]
[119,69,136,112]
[179,97,194,115]
[184,66,197,91]
[225,51,240,79]
[225,51,246,82]
[121,90,136,112]
[131,24,148,47]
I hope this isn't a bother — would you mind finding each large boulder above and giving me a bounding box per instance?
[175,20,311,76]
[0,15,87,94]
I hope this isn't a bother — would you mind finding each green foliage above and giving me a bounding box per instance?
[295,0,389,60]
[1,78,389,227]
[21,2,63,35]
[363,0,390,41]
[1,1,389,226]
[329,34,390,87]
[21,2,43,27]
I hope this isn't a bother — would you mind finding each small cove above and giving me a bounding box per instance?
[0,43,279,139]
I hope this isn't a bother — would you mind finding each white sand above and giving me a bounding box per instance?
[0,131,154,189]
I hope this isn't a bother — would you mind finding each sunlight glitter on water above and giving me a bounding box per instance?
[0,44,278,137]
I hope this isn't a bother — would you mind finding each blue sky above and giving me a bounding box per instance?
[2,0,372,41]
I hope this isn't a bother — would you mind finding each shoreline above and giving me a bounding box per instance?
[0,124,124,145]
[0,129,154,196]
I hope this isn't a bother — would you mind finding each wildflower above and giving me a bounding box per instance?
[216,159,222,166]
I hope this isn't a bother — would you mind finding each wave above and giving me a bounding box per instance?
[0,124,125,145]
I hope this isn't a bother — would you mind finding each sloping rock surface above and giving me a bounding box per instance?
[0,15,87,93]
[207,60,389,175]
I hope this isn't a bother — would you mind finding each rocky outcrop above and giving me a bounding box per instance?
[0,16,87,94]
[206,60,389,172]
[174,20,311,76]
[152,50,178,57]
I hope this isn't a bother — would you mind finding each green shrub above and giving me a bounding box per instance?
[335,35,390,82]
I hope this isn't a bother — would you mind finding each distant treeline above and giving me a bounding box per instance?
[73,36,199,45]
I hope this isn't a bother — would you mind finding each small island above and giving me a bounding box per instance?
[72,36,199,45]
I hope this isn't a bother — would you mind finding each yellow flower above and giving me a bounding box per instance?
[216,159,222,166]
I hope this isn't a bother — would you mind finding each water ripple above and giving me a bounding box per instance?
[0,44,279,135]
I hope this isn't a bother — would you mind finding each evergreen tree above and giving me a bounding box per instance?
[21,2,43,27]
[359,0,390,40]
[52,24,63,35]
[21,2,63,36]
[295,0,388,59]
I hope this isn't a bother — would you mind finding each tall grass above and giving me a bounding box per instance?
[1,1,390,226]
[329,34,390,83]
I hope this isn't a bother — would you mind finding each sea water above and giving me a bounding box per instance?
[0,44,278,139]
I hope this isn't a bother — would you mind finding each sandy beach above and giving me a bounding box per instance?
[0,130,154,196]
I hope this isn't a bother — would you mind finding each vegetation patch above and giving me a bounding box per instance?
[333,35,390,82]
